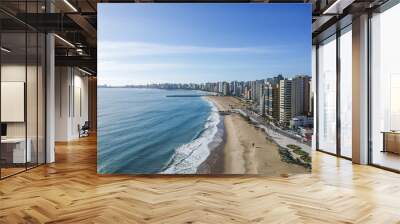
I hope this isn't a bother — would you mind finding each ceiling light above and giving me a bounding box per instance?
[323,0,341,14]
[78,67,93,76]
[76,48,85,55]
[54,34,75,48]
[63,0,78,12]
[322,0,354,15]
[1,47,11,53]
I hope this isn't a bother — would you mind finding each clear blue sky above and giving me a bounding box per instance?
[98,3,311,86]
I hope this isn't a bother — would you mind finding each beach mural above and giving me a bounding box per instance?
[98,3,312,175]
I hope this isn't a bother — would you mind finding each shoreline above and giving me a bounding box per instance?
[158,93,222,174]
[202,96,308,175]
[197,97,226,174]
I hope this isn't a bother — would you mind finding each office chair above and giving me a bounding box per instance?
[79,121,90,138]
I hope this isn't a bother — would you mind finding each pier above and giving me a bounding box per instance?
[166,94,211,97]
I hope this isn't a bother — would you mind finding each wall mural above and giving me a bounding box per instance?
[97,3,312,175]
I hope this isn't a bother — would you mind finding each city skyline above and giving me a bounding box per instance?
[98,4,311,86]
[98,74,311,87]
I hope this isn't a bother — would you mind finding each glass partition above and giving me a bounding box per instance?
[1,31,28,177]
[317,35,337,154]
[0,1,46,179]
[370,3,400,171]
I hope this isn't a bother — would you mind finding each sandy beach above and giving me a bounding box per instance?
[202,96,307,175]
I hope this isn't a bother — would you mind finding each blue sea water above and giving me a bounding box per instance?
[97,88,221,174]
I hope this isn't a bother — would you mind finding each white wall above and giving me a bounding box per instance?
[70,73,89,138]
[55,67,89,141]
[55,66,70,141]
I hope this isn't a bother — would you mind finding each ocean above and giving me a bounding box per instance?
[97,88,222,174]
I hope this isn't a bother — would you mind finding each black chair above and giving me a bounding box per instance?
[79,121,90,138]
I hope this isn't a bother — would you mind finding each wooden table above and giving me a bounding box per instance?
[382,131,400,154]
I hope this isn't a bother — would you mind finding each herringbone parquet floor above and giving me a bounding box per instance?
[1,135,400,224]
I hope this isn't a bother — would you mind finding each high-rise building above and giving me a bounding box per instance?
[309,79,313,115]
[260,94,265,116]
[255,80,264,105]
[244,86,250,99]
[265,82,281,121]
[218,82,223,93]
[265,75,284,121]
[265,83,273,116]
[230,81,235,96]
[222,82,230,96]
[303,76,311,114]
[250,81,257,101]
[279,79,292,125]
[236,82,243,97]
[291,75,311,117]
[272,83,280,121]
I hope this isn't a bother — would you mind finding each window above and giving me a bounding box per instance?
[370,3,400,171]
[317,35,337,154]
[339,26,352,158]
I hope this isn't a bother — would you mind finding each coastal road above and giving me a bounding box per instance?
[240,108,312,153]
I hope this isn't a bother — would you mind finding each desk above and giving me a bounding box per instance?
[382,131,400,154]
[1,138,31,163]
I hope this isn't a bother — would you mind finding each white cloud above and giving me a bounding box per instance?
[98,41,282,59]
[99,61,187,72]
[97,41,289,85]
[97,61,189,85]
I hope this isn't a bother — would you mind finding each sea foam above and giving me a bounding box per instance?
[160,99,221,174]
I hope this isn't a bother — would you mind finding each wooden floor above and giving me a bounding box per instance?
[1,135,400,224]
[372,150,400,171]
